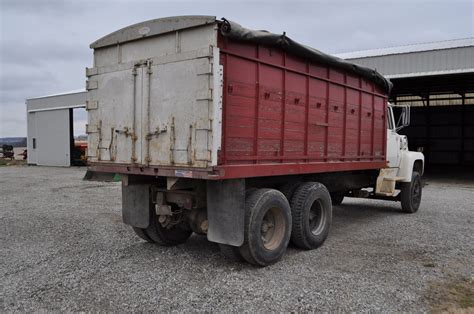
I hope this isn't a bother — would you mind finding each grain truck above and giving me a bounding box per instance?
[86,16,424,266]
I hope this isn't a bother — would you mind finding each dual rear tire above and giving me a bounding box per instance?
[220,183,333,266]
[239,189,292,266]
[220,189,292,266]
[290,182,332,250]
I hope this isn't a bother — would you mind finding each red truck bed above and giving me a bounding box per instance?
[216,33,388,178]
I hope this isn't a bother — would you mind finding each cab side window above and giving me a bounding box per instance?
[387,108,394,130]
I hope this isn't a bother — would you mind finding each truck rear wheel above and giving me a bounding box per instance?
[239,189,292,266]
[132,208,192,246]
[290,182,332,250]
[400,171,422,213]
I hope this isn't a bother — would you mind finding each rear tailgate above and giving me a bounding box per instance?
[86,21,222,169]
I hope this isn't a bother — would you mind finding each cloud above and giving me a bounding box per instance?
[1,0,473,137]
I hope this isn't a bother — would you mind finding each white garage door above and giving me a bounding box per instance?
[35,109,71,167]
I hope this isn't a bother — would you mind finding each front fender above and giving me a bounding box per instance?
[397,151,424,182]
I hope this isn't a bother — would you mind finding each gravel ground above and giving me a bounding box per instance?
[1,166,473,311]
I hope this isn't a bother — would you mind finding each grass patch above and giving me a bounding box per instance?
[0,159,27,166]
[428,277,474,312]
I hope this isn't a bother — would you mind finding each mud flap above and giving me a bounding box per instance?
[122,182,151,229]
[206,179,245,246]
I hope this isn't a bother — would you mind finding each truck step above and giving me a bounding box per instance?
[383,176,406,182]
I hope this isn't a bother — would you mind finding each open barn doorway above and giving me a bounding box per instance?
[70,107,87,166]
[392,73,474,184]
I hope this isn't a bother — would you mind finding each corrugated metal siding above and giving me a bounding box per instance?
[335,38,474,59]
[345,46,474,77]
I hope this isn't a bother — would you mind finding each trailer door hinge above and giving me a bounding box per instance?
[86,80,98,90]
[86,67,98,77]
[86,100,98,110]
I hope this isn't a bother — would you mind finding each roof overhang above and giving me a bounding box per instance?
[386,68,474,79]
[335,38,474,59]
[26,90,87,112]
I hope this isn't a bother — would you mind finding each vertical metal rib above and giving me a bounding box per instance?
[145,60,153,166]
[131,66,138,163]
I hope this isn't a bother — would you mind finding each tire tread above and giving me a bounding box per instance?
[400,171,422,213]
[290,182,332,250]
[239,189,291,266]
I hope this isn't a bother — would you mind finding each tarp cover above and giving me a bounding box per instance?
[220,18,392,95]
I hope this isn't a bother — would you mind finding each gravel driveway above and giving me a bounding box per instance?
[1,166,473,311]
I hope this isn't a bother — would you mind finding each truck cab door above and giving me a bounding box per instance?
[386,106,401,168]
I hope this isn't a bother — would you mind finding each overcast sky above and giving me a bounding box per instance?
[0,0,473,138]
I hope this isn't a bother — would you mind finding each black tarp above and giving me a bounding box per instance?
[219,18,392,95]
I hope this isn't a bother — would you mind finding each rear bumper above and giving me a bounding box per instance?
[88,163,219,180]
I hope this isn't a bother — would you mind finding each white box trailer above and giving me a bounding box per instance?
[86,16,222,169]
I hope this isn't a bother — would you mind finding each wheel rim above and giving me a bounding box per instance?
[412,178,421,207]
[260,207,285,250]
[309,199,326,235]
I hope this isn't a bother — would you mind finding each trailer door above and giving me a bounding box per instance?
[141,49,222,168]
[87,65,144,164]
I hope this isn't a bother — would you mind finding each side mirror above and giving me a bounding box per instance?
[395,105,410,131]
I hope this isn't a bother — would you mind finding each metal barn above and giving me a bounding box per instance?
[336,38,474,169]
[26,90,86,166]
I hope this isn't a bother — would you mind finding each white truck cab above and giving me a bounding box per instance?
[375,104,424,212]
